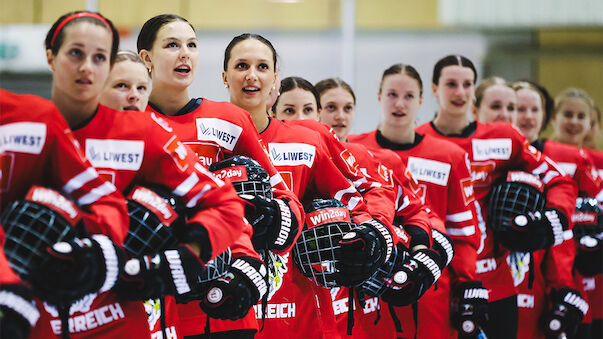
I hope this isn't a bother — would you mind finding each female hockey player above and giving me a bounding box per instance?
[415,54,577,339]
[100,50,150,112]
[471,76,516,124]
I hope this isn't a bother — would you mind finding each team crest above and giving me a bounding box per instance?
[507,251,530,287]
[144,299,162,330]
[259,250,289,301]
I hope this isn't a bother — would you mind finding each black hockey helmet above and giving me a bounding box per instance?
[123,185,180,256]
[0,186,79,279]
[488,171,546,232]
[572,197,603,239]
[209,156,273,199]
[292,199,354,288]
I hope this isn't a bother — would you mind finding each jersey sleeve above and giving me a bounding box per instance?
[575,148,603,198]
[140,119,246,261]
[226,219,261,261]
[541,237,577,291]
[48,112,129,244]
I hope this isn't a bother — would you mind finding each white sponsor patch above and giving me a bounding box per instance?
[406,156,451,186]
[472,139,512,161]
[86,139,144,170]
[0,122,46,154]
[269,143,316,168]
[557,162,577,177]
[195,118,242,151]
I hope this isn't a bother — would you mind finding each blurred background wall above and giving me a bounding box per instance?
[1,0,601,146]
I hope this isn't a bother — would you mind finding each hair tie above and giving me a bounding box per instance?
[51,12,111,47]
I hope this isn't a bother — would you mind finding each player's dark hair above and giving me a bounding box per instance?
[223,33,277,71]
[432,55,477,85]
[474,76,509,108]
[379,63,423,96]
[45,11,119,65]
[512,80,554,133]
[137,14,194,52]
[315,78,356,105]
[272,76,321,113]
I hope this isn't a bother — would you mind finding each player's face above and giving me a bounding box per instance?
[553,98,592,146]
[100,60,150,112]
[318,87,355,141]
[223,39,276,114]
[142,21,198,90]
[47,22,112,104]
[433,65,475,117]
[274,88,319,121]
[512,88,544,143]
[378,73,423,129]
[474,84,516,124]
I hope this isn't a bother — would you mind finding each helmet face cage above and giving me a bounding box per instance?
[123,200,178,257]
[292,221,354,288]
[209,156,273,200]
[361,245,406,297]
[232,181,273,200]
[198,248,232,283]
[488,182,546,232]
[1,200,76,279]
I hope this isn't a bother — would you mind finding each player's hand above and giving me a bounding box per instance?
[450,281,489,337]
[431,229,454,268]
[574,233,602,276]
[240,195,298,252]
[541,288,588,338]
[0,285,39,339]
[199,257,267,321]
[498,208,567,251]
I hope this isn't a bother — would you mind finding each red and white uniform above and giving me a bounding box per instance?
[350,130,479,338]
[146,98,303,335]
[416,121,577,303]
[31,103,246,339]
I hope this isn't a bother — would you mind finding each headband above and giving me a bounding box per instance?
[51,12,111,47]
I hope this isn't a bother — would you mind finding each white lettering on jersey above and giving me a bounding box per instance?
[476,258,497,274]
[362,297,380,314]
[151,326,177,339]
[472,139,512,161]
[557,162,577,177]
[517,294,535,308]
[253,303,296,319]
[49,302,125,335]
[85,139,144,170]
[406,156,451,186]
[0,122,46,154]
[195,118,242,151]
[268,143,316,168]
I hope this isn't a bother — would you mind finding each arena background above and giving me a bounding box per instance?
[1,0,601,148]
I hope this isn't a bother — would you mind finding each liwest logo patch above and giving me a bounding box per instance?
[407,156,451,186]
[269,143,316,168]
[196,118,242,151]
[0,122,46,154]
[472,139,512,161]
[86,139,144,171]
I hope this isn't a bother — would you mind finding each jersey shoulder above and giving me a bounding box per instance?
[347,130,377,143]
[0,90,62,124]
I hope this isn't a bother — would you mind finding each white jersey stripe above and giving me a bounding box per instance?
[334,184,357,201]
[353,178,367,187]
[195,163,224,187]
[394,186,403,211]
[347,196,361,211]
[446,210,473,223]
[270,173,284,187]
[398,195,410,212]
[78,181,116,205]
[63,167,98,194]
[173,173,200,197]
[186,184,212,208]
[532,163,548,175]
[446,225,476,236]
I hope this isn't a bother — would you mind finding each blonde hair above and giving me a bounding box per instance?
[554,88,595,117]
[474,76,509,108]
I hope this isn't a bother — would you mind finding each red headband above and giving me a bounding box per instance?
[51,12,111,47]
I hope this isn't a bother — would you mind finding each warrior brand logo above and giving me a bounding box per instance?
[339,149,359,175]
[463,288,489,300]
[0,122,46,154]
[558,162,577,177]
[27,186,79,223]
[130,187,177,225]
[306,207,351,228]
[232,259,268,297]
[407,156,451,186]
[564,292,589,315]
[164,250,191,295]
[414,252,441,281]
[472,139,512,161]
[44,293,97,317]
[213,165,248,182]
[545,210,564,246]
[365,219,393,261]
[196,118,242,151]
[274,199,292,247]
[269,143,316,168]
[572,212,597,224]
[476,258,497,274]
[150,113,173,132]
[517,294,535,308]
[163,135,189,171]
[86,139,144,171]
[471,161,496,187]
[253,303,296,319]
[432,230,454,266]
[506,171,544,191]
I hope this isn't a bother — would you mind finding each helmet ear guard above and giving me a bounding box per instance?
[1,186,80,279]
[209,156,273,200]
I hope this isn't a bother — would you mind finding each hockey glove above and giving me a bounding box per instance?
[0,285,39,339]
[336,219,394,287]
[574,233,602,277]
[200,256,267,321]
[541,288,588,337]
[28,235,123,307]
[116,245,206,303]
[499,208,567,251]
[240,195,298,252]
[380,247,443,306]
[450,281,489,337]
[431,229,454,268]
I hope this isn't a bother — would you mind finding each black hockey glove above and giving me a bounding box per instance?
[28,235,123,307]
[200,256,267,321]
[116,245,206,303]
[0,284,40,339]
[450,281,489,337]
[240,195,299,252]
[499,208,567,251]
[574,233,603,277]
[431,229,454,268]
[336,219,394,287]
[541,288,588,338]
[380,247,443,306]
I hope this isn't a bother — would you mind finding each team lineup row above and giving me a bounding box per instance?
[0,10,601,339]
